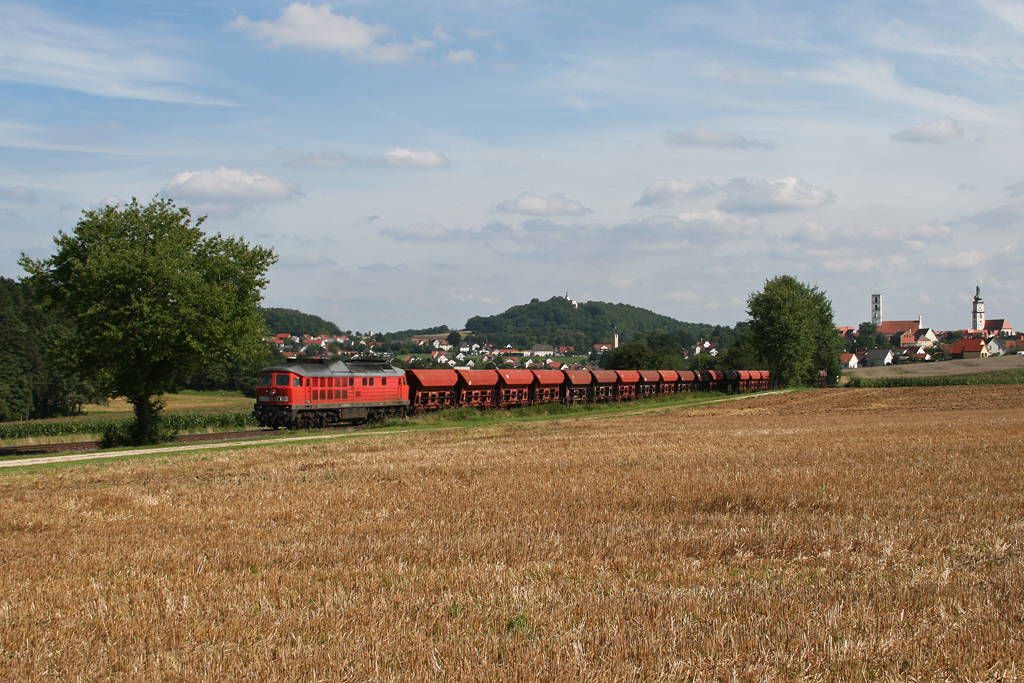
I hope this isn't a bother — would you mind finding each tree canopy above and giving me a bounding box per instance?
[746,275,841,388]
[20,197,276,443]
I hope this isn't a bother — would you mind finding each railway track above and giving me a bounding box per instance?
[0,429,282,458]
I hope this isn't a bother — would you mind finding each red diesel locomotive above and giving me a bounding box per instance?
[253,358,771,429]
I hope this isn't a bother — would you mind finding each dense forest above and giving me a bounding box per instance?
[0,278,284,421]
[465,296,741,351]
[0,277,105,420]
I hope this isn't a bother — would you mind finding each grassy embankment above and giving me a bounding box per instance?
[1,386,1021,680]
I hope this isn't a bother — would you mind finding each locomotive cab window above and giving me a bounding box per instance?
[260,374,272,386]
[275,374,289,386]
[293,377,302,387]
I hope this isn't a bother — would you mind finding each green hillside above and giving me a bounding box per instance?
[465,296,738,351]
[263,308,342,337]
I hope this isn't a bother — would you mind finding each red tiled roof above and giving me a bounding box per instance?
[877,321,921,335]
[951,338,986,353]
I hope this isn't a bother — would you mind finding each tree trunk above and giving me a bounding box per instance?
[129,394,165,444]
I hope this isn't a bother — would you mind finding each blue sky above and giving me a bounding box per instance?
[3,0,1024,332]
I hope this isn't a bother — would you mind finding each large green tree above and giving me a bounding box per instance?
[746,275,841,388]
[20,197,276,443]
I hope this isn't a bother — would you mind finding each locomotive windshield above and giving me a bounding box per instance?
[274,374,290,386]
[259,374,272,386]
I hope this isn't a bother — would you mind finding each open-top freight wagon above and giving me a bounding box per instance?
[254,358,772,429]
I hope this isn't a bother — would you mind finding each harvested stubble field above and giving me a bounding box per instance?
[2,387,1023,681]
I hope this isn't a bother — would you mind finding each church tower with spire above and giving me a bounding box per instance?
[972,284,985,331]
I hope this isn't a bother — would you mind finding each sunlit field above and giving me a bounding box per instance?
[2,386,1022,681]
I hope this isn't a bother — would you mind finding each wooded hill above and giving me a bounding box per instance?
[263,308,342,337]
[465,296,739,351]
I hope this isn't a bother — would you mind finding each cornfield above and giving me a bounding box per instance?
[1,385,1022,681]
[852,366,1024,388]
[0,410,258,442]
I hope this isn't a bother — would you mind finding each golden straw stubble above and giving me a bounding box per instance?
[1,386,1022,681]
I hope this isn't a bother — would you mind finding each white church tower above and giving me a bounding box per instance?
[871,292,882,327]
[972,284,985,331]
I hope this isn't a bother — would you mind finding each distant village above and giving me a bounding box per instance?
[264,329,725,371]
[837,285,1019,369]
[263,285,1016,372]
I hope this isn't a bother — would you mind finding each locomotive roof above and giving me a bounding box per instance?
[262,358,405,377]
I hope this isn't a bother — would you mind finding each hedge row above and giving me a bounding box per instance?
[0,410,258,441]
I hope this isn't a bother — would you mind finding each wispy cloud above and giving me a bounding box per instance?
[497,192,590,216]
[664,125,772,149]
[0,1,222,104]
[634,179,717,206]
[382,148,449,167]
[891,117,964,143]
[447,49,476,64]
[0,185,36,202]
[229,3,434,63]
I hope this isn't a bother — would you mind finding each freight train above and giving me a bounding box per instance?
[253,358,771,429]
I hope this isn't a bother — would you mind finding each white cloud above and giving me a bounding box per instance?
[497,192,591,216]
[0,186,36,202]
[930,250,987,269]
[633,179,716,206]
[467,28,491,38]
[909,223,952,239]
[664,125,772,149]
[447,49,477,64]
[382,148,449,167]
[978,0,1024,32]
[0,2,222,104]
[228,3,434,63]
[891,117,964,143]
[164,167,301,205]
[675,209,762,239]
[432,26,452,41]
[609,276,635,289]
[718,177,835,214]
